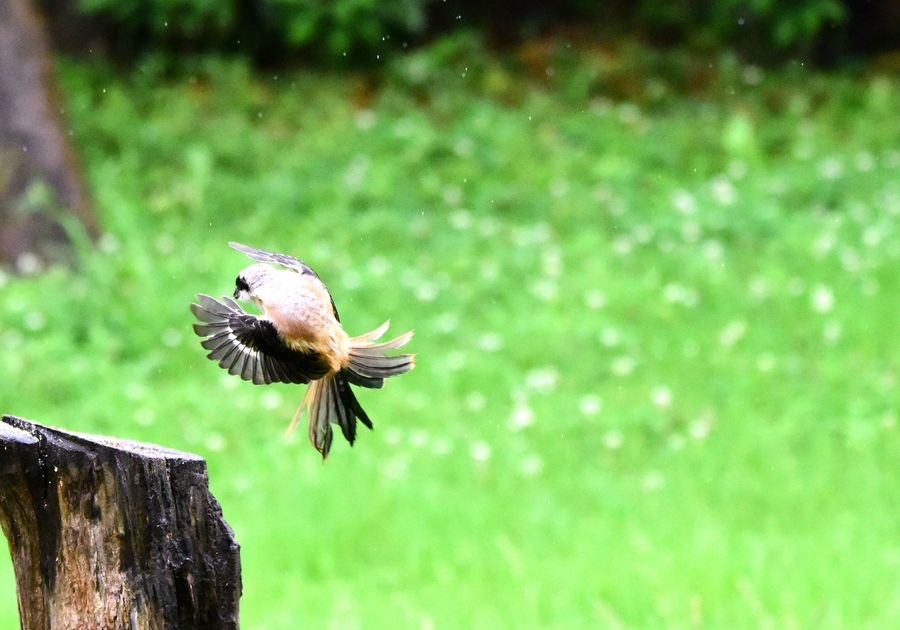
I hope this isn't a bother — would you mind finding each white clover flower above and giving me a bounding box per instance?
[530,279,557,301]
[161,328,183,348]
[811,285,835,313]
[642,470,665,492]
[854,152,875,172]
[710,176,736,205]
[823,321,842,344]
[205,432,227,452]
[584,289,606,310]
[612,236,633,256]
[415,282,438,302]
[479,260,499,281]
[756,353,777,372]
[449,209,472,230]
[342,269,362,290]
[681,221,701,243]
[382,455,410,481]
[367,256,390,276]
[671,189,697,215]
[611,355,637,376]
[155,233,175,254]
[443,351,466,371]
[354,109,376,130]
[261,391,282,411]
[862,226,884,248]
[549,178,569,198]
[432,436,453,456]
[477,217,500,237]
[542,248,562,277]
[409,429,428,448]
[812,231,836,257]
[98,233,121,254]
[703,239,724,261]
[602,430,623,450]
[465,392,486,412]
[135,407,155,427]
[383,427,404,446]
[718,320,747,347]
[818,157,844,180]
[729,160,748,180]
[617,102,641,124]
[476,332,503,352]
[434,312,459,334]
[453,137,474,157]
[787,277,805,295]
[124,383,147,401]
[598,326,620,347]
[747,276,770,300]
[343,154,369,190]
[23,311,46,332]
[689,413,714,440]
[526,367,559,394]
[470,441,492,462]
[442,185,463,206]
[519,454,543,477]
[15,251,42,274]
[668,433,686,451]
[651,386,673,409]
[663,283,698,307]
[742,65,763,84]
[579,395,602,417]
[509,404,534,431]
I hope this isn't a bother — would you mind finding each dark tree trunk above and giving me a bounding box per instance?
[0,415,241,630]
[0,0,96,268]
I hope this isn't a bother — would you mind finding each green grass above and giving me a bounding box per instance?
[1,52,899,628]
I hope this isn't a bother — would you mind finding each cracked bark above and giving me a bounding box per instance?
[0,415,241,630]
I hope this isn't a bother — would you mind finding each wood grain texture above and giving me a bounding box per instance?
[0,415,241,630]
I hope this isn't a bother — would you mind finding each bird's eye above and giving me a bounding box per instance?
[235,276,250,292]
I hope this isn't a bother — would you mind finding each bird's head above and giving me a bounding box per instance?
[234,263,274,300]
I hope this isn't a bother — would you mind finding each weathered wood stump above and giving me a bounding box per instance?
[0,415,241,629]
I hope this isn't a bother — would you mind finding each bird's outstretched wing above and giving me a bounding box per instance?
[190,294,331,385]
[228,241,340,321]
[229,241,319,277]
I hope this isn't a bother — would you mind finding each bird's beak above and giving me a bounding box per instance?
[233,288,241,300]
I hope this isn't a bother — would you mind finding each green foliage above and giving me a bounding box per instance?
[77,0,236,43]
[638,0,846,54]
[77,0,433,61]
[71,0,872,64]
[1,53,899,626]
[272,0,428,56]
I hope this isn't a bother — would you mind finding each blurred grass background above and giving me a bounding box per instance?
[2,16,900,630]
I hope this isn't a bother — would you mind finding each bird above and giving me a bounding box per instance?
[190,242,414,458]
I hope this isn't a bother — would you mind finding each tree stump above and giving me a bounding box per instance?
[0,415,241,629]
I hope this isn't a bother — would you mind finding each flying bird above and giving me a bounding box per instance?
[190,242,414,458]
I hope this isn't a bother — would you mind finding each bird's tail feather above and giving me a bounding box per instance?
[290,320,414,458]
[345,320,415,389]
[292,372,373,459]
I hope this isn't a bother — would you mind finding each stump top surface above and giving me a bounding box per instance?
[1,414,205,462]
[0,421,40,445]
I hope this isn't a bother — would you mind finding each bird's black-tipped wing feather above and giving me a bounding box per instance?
[229,241,340,321]
[229,242,318,277]
[190,294,330,385]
